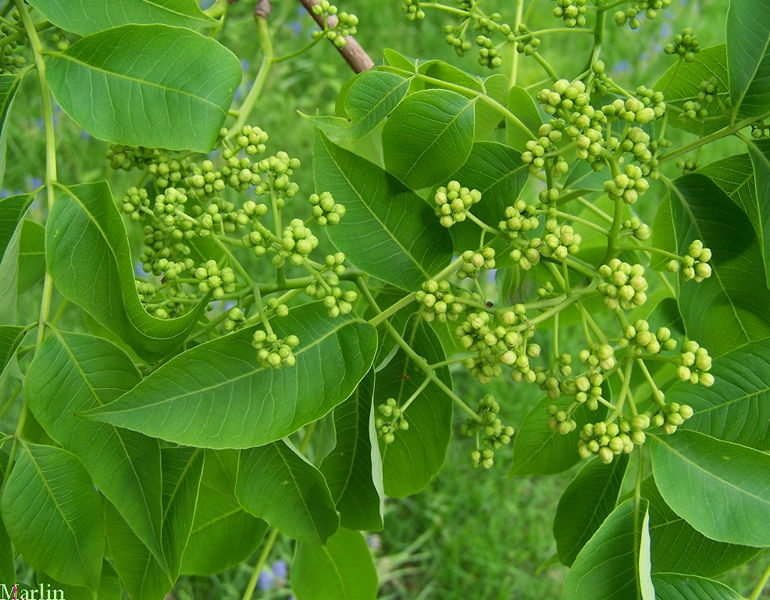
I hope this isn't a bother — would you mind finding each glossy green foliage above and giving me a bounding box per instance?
[26,0,213,35]
[47,25,240,151]
[87,304,377,448]
[727,0,770,117]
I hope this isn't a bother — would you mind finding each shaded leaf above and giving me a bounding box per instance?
[106,447,203,600]
[696,154,757,234]
[650,430,770,547]
[563,499,653,600]
[320,370,385,531]
[747,137,770,286]
[181,450,267,575]
[381,89,475,189]
[506,85,542,150]
[305,71,410,139]
[86,303,376,448]
[291,528,377,600]
[653,573,742,600]
[378,318,452,497]
[510,394,593,476]
[1,443,104,590]
[0,324,28,377]
[448,141,528,252]
[47,24,240,151]
[236,440,339,544]
[670,338,770,450]
[18,219,46,292]
[642,478,758,576]
[314,133,453,290]
[655,45,730,135]
[0,74,21,186]
[669,174,770,356]
[26,331,164,564]
[727,2,770,118]
[554,455,629,566]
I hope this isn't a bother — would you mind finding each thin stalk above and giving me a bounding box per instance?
[230,16,274,137]
[509,0,524,86]
[749,563,770,600]
[242,527,280,600]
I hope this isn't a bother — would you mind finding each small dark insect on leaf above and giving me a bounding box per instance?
[486,300,494,308]
[398,373,410,381]
[161,275,167,284]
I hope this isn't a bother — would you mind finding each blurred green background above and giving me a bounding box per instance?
[3,0,766,598]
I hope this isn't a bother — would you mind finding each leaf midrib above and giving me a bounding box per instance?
[47,50,224,113]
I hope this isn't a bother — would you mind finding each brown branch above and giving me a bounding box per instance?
[296,0,375,73]
[254,0,271,19]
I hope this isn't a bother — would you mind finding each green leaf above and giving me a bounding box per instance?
[181,450,267,575]
[0,194,32,264]
[563,499,654,600]
[27,0,213,35]
[448,141,528,252]
[554,455,629,566]
[644,298,684,338]
[26,331,164,565]
[46,182,206,361]
[39,561,122,600]
[320,370,385,531]
[0,324,28,377]
[0,515,15,585]
[236,440,339,544]
[378,318,452,497]
[313,133,453,291]
[0,74,21,186]
[46,24,240,152]
[506,85,542,151]
[510,394,593,476]
[669,174,770,356]
[86,303,376,448]
[1,443,104,589]
[653,574,743,600]
[727,2,770,118]
[291,528,378,600]
[304,71,410,139]
[18,219,46,292]
[650,430,770,547]
[106,447,203,599]
[655,45,730,135]
[650,192,676,271]
[696,154,758,234]
[642,478,758,576]
[476,73,508,140]
[747,137,770,286]
[381,89,475,189]
[666,338,770,450]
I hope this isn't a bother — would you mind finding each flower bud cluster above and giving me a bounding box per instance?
[194,260,236,300]
[274,219,319,267]
[619,320,677,355]
[311,1,359,48]
[376,398,408,444]
[401,0,425,20]
[664,28,700,62]
[603,165,650,204]
[252,330,299,369]
[539,218,582,260]
[459,248,496,278]
[676,340,714,386]
[434,181,482,228]
[552,0,586,28]
[440,7,515,68]
[578,418,642,463]
[598,260,648,310]
[416,279,470,322]
[651,402,694,435]
[309,191,345,225]
[0,12,27,75]
[623,216,651,240]
[306,253,358,318]
[614,0,671,29]
[498,200,540,237]
[514,24,541,56]
[666,239,712,282]
[463,395,514,468]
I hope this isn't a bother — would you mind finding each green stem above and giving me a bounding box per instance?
[272,34,323,63]
[554,210,610,235]
[659,109,770,163]
[509,0,524,86]
[750,563,770,600]
[576,196,613,222]
[242,527,280,600]
[356,278,480,421]
[230,15,274,137]
[531,52,559,81]
[601,197,624,264]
